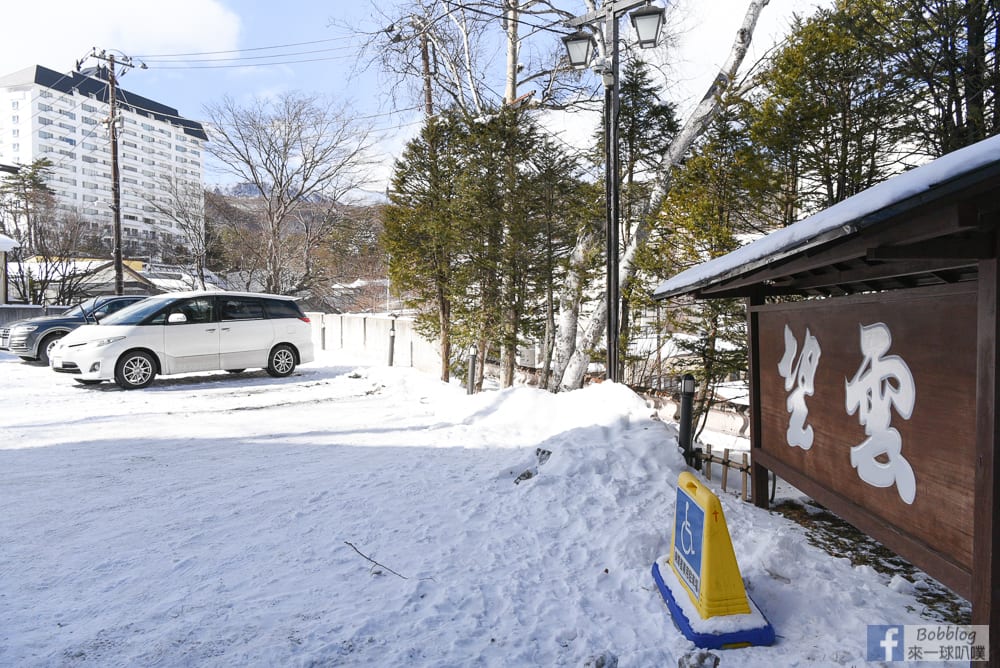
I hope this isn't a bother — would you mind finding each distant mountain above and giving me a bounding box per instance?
[211,183,263,198]
[210,183,340,203]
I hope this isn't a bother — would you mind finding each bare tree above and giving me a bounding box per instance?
[146,173,210,288]
[0,160,104,304]
[204,91,377,295]
[348,0,586,114]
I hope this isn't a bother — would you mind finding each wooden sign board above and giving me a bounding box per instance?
[752,283,977,594]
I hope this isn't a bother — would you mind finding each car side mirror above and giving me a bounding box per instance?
[168,312,188,324]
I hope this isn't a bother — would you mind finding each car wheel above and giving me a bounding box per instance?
[114,350,156,389]
[266,344,296,378]
[73,378,104,386]
[225,369,246,374]
[37,333,64,366]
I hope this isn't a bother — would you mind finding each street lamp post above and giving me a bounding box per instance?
[563,1,664,384]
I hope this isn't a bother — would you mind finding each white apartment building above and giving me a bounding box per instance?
[0,64,206,260]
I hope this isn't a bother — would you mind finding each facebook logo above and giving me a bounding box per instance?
[868,625,905,661]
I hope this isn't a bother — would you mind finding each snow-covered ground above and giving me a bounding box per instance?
[0,349,961,666]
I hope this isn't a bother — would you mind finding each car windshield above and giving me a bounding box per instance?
[60,297,101,319]
[99,296,174,326]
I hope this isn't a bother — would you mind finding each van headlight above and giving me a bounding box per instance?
[91,336,126,348]
[15,324,38,332]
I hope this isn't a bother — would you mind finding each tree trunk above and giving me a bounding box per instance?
[549,231,592,391]
[505,0,519,104]
[437,285,451,382]
[540,221,555,389]
[554,0,771,392]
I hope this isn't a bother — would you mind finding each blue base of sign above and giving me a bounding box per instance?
[651,561,776,650]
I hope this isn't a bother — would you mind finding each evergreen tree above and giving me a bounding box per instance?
[382,112,466,382]
[654,109,768,430]
[383,106,589,388]
[749,0,907,216]
[885,0,999,155]
[615,58,679,382]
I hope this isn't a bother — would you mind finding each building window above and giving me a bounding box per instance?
[11,101,19,110]
[11,129,18,138]
[11,143,19,152]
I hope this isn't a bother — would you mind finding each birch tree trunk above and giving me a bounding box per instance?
[554,0,770,391]
[505,0,519,103]
[549,230,593,391]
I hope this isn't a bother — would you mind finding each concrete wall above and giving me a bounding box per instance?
[307,312,442,376]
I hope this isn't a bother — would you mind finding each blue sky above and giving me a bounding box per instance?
[1,0,828,197]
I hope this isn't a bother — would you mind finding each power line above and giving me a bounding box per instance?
[141,43,358,65]
[438,0,570,37]
[147,54,359,70]
[133,35,357,59]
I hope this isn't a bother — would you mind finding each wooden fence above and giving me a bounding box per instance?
[695,445,765,504]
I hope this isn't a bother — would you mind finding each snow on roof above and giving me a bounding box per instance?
[654,133,1000,299]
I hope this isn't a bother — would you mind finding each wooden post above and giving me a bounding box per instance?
[741,453,749,502]
[721,448,730,492]
[705,444,713,481]
[747,292,769,508]
[974,248,1000,663]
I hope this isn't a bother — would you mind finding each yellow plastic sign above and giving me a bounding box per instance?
[669,471,750,618]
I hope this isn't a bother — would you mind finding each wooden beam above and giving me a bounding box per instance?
[747,291,768,508]
[974,246,1000,662]
[867,235,992,261]
[700,258,978,298]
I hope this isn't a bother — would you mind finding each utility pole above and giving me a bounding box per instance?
[107,54,123,295]
[415,18,434,118]
[77,50,144,295]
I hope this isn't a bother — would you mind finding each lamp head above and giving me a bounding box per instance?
[562,30,596,69]
[630,4,665,49]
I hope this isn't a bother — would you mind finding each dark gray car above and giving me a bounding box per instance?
[0,295,146,365]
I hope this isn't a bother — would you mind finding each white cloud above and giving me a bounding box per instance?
[0,0,241,74]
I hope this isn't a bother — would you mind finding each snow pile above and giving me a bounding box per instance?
[0,350,956,666]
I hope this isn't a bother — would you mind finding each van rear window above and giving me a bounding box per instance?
[263,299,305,319]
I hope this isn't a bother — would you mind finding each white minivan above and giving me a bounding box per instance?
[50,291,315,389]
